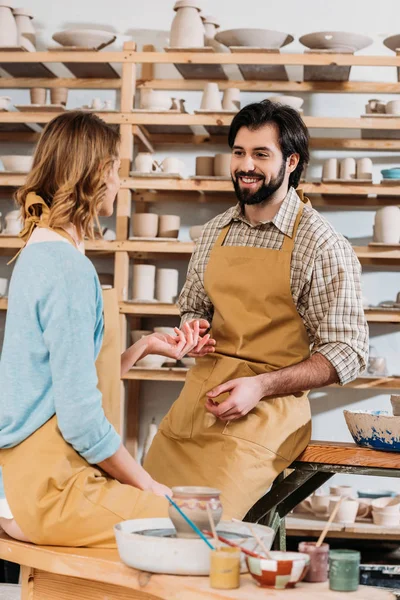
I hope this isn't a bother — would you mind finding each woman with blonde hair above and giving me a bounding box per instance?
[0,111,214,547]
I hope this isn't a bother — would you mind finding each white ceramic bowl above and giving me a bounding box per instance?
[372,510,400,527]
[181,357,196,368]
[114,517,274,575]
[52,29,116,49]
[299,31,373,52]
[384,35,400,53]
[0,155,33,172]
[153,327,176,336]
[344,409,400,452]
[269,95,304,110]
[215,28,294,49]
[136,354,165,368]
[189,225,204,242]
[371,497,400,512]
[247,552,310,589]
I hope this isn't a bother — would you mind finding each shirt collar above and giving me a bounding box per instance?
[217,187,301,238]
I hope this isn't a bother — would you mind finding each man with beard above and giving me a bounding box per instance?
[144,100,368,519]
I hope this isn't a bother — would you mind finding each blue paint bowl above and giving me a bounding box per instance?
[344,410,400,452]
[381,168,400,179]
[357,489,397,499]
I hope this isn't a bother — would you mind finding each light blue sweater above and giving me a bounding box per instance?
[0,241,121,499]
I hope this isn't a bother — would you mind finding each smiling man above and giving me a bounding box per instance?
[144,100,369,519]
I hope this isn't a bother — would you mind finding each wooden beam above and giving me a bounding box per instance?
[0,77,121,89]
[123,368,187,382]
[132,125,154,153]
[120,302,180,316]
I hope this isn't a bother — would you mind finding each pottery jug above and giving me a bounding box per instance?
[200,82,222,111]
[132,264,156,301]
[134,152,159,174]
[0,4,18,47]
[169,0,204,48]
[4,209,22,235]
[169,486,223,538]
[374,206,400,244]
[13,7,35,46]
[155,268,179,303]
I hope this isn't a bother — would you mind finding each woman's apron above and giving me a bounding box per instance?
[0,194,168,547]
[145,198,312,519]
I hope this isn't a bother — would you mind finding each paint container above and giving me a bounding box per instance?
[298,541,329,582]
[329,549,360,592]
[210,547,240,589]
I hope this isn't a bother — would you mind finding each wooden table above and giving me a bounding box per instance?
[246,441,400,549]
[0,532,395,600]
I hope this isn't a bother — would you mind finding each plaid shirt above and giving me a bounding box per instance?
[178,187,368,385]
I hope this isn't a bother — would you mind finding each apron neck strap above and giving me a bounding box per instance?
[281,199,305,252]
[214,225,230,248]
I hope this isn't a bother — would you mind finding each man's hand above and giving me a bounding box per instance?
[205,375,264,421]
[185,318,216,357]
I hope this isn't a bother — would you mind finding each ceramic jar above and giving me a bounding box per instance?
[132,213,159,238]
[169,486,223,538]
[391,394,400,416]
[200,82,222,111]
[132,264,156,301]
[386,100,400,115]
[50,87,68,106]
[196,156,214,176]
[158,215,181,238]
[13,7,35,47]
[298,542,329,583]
[0,4,18,47]
[322,158,338,180]
[356,157,373,179]
[169,0,204,48]
[155,268,179,303]
[374,206,400,244]
[329,550,360,592]
[134,153,159,174]
[30,87,46,105]
[339,157,356,180]
[214,153,231,177]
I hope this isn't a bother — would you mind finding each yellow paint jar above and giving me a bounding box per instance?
[209,547,241,590]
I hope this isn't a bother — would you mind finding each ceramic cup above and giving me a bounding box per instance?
[368,355,387,376]
[0,277,8,297]
[386,100,400,115]
[155,268,179,303]
[160,157,185,175]
[391,394,400,416]
[131,329,152,344]
[158,214,180,238]
[132,213,159,238]
[322,158,338,180]
[298,541,329,583]
[339,157,356,180]
[329,485,354,498]
[200,82,222,111]
[372,510,400,527]
[374,206,400,244]
[50,87,68,106]
[356,157,373,180]
[214,153,231,177]
[371,496,400,513]
[222,87,240,111]
[132,264,156,301]
[195,156,214,176]
[169,486,223,539]
[134,152,159,174]
[366,99,385,114]
[329,498,360,523]
[30,87,46,105]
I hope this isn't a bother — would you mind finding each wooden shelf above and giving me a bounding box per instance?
[365,308,400,323]
[123,367,187,381]
[119,302,180,316]
[0,297,7,310]
[286,514,400,541]
[343,376,400,390]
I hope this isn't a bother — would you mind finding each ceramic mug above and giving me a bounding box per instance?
[214,153,231,177]
[200,82,222,111]
[196,156,214,176]
[132,213,159,238]
[329,485,354,498]
[386,100,400,115]
[30,88,46,105]
[132,264,156,301]
[50,87,68,106]
[366,99,386,114]
[356,158,373,180]
[0,277,8,297]
[222,87,240,111]
[155,268,179,303]
[134,153,159,174]
[329,498,362,523]
[322,158,338,180]
[158,214,180,238]
[159,157,185,175]
[339,157,356,180]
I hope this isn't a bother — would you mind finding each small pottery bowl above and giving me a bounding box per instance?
[0,155,33,172]
[52,29,116,49]
[371,496,400,513]
[372,510,400,527]
[344,410,400,452]
[169,486,222,539]
[247,552,310,589]
[135,354,165,368]
[358,489,397,499]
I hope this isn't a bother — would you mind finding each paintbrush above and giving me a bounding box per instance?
[203,530,262,558]
[232,518,272,559]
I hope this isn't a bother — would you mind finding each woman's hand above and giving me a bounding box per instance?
[149,480,172,498]
[146,321,215,360]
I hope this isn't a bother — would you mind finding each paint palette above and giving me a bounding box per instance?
[344,410,400,452]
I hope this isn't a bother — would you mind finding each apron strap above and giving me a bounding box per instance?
[214,225,231,248]
[281,199,305,252]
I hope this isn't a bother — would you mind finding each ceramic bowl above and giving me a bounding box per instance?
[215,28,294,49]
[52,29,116,49]
[372,510,400,527]
[181,357,196,368]
[299,31,373,52]
[384,35,400,53]
[135,354,165,368]
[381,168,400,179]
[371,497,400,512]
[358,489,397,499]
[0,155,33,172]
[269,95,304,110]
[344,409,400,452]
[189,225,204,241]
[247,552,310,589]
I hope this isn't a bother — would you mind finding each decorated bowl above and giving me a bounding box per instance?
[344,409,400,452]
[247,551,310,589]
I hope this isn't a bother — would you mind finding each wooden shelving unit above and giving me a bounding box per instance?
[1,45,399,456]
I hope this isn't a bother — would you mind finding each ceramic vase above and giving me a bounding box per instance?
[374,206,400,244]
[132,213,159,238]
[13,7,35,46]
[158,215,181,238]
[50,87,68,106]
[169,486,223,538]
[196,156,214,176]
[155,268,179,303]
[0,4,18,47]
[132,264,156,301]
[214,153,231,177]
[169,0,204,48]
[222,88,241,111]
[30,87,46,105]
[200,82,222,111]
[202,14,220,41]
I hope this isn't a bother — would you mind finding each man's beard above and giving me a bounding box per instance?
[232,159,286,211]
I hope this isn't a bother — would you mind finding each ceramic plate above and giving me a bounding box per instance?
[299,31,373,52]
[215,28,294,49]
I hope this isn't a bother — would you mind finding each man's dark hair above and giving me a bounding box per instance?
[228,100,310,189]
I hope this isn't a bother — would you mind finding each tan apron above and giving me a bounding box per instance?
[145,198,312,519]
[0,193,168,547]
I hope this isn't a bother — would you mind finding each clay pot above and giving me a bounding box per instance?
[50,87,68,106]
[169,486,223,538]
[132,264,156,301]
[298,542,329,583]
[134,152,159,174]
[200,82,222,111]
[339,157,356,180]
[0,4,18,47]
[214,153,231,177]
[13,7,35,46]
[140,89,173,111]
[158,215,180,238]
[374,206,400,244]
[322,158,338,180]
[30,87,46,105]
[222,87,240,111]
[155,268,179,303]
[196,156,214,176]
[132,213,159,238]
[169,0,204,48]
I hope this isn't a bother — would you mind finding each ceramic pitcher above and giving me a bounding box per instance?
[169,0,204,48]
[0,4,18,47]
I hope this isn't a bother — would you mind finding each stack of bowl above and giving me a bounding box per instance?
[371,496,400,527]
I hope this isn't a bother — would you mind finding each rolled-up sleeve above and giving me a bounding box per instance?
[303,238,369,385]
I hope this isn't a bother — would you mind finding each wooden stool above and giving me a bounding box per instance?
[0,530,395,600]
[246,441,400,550]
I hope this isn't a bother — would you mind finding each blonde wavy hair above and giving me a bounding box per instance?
[15,110,120,239]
